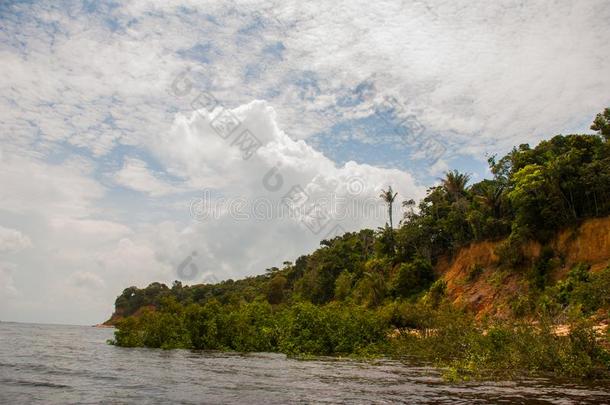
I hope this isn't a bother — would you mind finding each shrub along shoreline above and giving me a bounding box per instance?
[109,284,610,381]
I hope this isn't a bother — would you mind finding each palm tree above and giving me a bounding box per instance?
[379,186,398,228]
[441,170,471,200]
[472,180,504,218]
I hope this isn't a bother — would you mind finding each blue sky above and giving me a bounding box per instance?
[0,0,608,324]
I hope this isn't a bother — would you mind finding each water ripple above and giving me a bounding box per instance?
[1,322,610,404]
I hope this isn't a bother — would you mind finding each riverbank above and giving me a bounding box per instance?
[108,298,610,381]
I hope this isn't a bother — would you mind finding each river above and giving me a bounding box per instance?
[1,322,610,404]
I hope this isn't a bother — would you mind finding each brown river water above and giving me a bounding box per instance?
[1,322,610,404]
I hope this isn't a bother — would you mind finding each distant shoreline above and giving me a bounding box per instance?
[93,324,115,328]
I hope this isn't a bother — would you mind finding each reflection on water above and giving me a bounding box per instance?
[1,322,609,404]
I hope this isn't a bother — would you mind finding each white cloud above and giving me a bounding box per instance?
[0,263,19,298]
[96,236,174,287]
[267,0,610,150]
[2,0,608,162]
[113,157,180,197]
[427,159,450,178]
[0,153,105,219]
[0,226,32,253]
[156,100,424,198]
[149,100,426,277]
[50,218,132,242]
[70,271,105,290]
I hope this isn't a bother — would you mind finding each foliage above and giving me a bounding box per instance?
[111,280,610,380]
[540,264,610,316]
[278,302,387,355]
[379,186,398,229]
[112,299,388,356]
[466,264,484,282]
[333,270,353,301]
[529,246,556,289]
[423,279,447,308]
[391,258,434,298]
[390,310,610,381]
[591,107,610,141]
[267,274,287,304]
[109,110,610,381]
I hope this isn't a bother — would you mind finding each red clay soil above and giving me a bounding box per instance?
[435,217,610,319]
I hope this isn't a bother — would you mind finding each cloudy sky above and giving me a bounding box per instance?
[1,0,608,325]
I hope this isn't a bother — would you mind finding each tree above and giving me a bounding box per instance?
[591,107,610,141]
[441,170,470,200]
[402,198,416,222]
[265,266,280,276]
[391,257,434,298]
[471,180,504,218]
[334,271,353,301]
[375,226,396,257]
[353,271,386,307]
[379,186,398,228]
[267,274,287,304]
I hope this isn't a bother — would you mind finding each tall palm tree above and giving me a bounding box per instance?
[379,186,398,228]
[441,170,471,200]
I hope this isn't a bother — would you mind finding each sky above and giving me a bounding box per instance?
[0,0,609,325]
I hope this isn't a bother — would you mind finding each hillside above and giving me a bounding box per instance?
[107,110,610,325]
[105,216,610,325]
[438,216,610,319]
[105,110,610,380]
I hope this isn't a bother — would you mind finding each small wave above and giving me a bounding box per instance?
[0,378,72,389]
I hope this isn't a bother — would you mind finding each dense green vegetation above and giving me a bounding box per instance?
[110,109,610,380]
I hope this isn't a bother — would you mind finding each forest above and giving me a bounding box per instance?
[109,108,610,380]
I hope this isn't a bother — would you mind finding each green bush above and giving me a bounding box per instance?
[111,316,143,347]
[424,279,447,308]
[111,295,610,381]
[510,293,536,318]
[222,301,277,352]
[334,271,353,301]
[277,302,388,355]
[391,257,434,298]
[571,265,610,313]
[529,246,555,289]
[495,234,526,268]
[391,313,610,380]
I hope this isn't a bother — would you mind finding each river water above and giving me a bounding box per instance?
[1,322,610,404]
